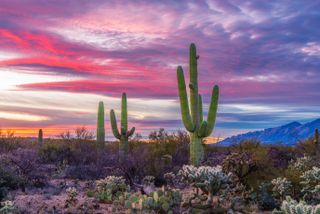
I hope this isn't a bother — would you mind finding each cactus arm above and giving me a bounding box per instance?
[110,109,121,139]
[121,93,128,132]
[189,43,199,127]
[126,127,135,137]
[205,85,219,137]
[198,121,207,138]
[198,94,203,123]
[177,66,195,132]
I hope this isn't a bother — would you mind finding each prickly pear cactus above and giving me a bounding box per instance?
[177,43,219,166]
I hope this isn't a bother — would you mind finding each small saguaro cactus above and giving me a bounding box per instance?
[110,93,135,160]
[38,129,43,144]
[96,101,105,145]
[314,128,319,145]
[177,43,219,166]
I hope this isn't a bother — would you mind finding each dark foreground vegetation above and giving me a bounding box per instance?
[0,128,319,213]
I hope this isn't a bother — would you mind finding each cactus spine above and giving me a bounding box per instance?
[97,101,105,144]
[110,93,135,160]
[177,43,219,166]
[38,129,43,144]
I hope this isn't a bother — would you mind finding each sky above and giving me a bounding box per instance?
[0,0,319,139]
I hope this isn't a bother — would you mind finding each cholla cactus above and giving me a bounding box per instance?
[65,187,78,207]
[301,167,320,203]
[289,156,313,172]
[179,165,230,194]
[142,176,155,186]
[95,176,127,203]
[272,196,320,214]
[96,176,127,193]
[0,200,15,214]
[178,165,230,211]
[164,172,176,187]
[271,177,292,200]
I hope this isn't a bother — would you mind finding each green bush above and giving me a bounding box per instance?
[0,163,24,200]
[225,141,279,189]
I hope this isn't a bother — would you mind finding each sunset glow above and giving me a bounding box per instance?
[0,0,319,138]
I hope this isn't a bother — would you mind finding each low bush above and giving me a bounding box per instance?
[0,162,24,200]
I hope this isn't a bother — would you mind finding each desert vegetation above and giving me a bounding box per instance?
[0,44,319,213]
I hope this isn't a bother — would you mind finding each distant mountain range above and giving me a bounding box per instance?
[217,119,320,146]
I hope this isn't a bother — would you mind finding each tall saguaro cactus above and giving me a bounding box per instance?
[315,128,320,155]
[96,101,105,145]
[315,128,319,145]
[177,43,219,166]
[110,93,135,160]
[38,129,43,144]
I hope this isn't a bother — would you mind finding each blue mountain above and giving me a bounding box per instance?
[217,119,320,146]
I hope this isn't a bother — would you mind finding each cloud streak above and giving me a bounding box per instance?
[0,0,319,137]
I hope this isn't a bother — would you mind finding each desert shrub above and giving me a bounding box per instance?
[297,137,319,157]
[256,182,277,211]
[121,130,189,184]
[124,188,181,214]
[38,141,72,163]
[0,163,24,200]
[271,177,292,200]
[222,152,255,184]
[204,145,230,166]
[65,164,107,180]
[273,196,320,214]
[178,165,230,212]
[223,141,278,189]
[38,139,117,169]
[300,166,320,204]
[268,146,296,169]
[94,176,128,203]
[0,136,23,153]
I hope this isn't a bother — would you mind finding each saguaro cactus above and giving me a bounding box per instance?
[110,93,135,160]
[38,129,43,144]
[315,128,319,145]
[177,43,219,166]
[96,101,105,144]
